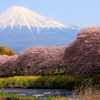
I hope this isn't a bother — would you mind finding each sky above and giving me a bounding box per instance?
[0,0,100,27]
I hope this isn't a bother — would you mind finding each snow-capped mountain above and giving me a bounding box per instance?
[0,6,67,30]
[0,6,79,53]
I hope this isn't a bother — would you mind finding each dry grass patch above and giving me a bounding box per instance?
[73,87,100,100]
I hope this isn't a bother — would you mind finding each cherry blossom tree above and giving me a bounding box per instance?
[0,55,18,77]
[18,46,66,75]
[64,27,100,77]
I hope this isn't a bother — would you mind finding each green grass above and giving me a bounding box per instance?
[0,92,37,100]
[0,76,82,90]
[0,92,66,100]
[0,76,99,90]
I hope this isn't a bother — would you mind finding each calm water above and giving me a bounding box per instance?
[0,88,72,99]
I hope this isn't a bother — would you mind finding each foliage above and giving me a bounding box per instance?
[0,76,84,89]
[0,46,66,77]
[0,55,18,77]
[0,27,99,77]
[64,27,100,77]
[0,76,99,90]
[0,46,16,55]
[17,46,66,76]
[53,68,65,75]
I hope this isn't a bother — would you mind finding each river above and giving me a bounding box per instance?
[0,88,72,99]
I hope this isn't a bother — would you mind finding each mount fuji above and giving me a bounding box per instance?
[0,6,79,53]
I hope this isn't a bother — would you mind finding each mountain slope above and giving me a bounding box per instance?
[0,6,79,53]
[0,6,67,30]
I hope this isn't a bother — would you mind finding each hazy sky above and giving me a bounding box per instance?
[0,0,100,27]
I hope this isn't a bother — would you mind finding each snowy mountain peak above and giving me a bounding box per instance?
[0,6,79,53]
[0,6,67,30]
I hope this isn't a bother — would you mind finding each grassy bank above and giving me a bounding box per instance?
[73,87,100,100]
[0,76,99,90]
[0,92,37,100]
[0,92,65,100]
[0,76,82,90]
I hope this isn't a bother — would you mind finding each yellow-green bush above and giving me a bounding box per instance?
[0,46,16,55]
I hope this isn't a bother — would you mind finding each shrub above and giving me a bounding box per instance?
[0,46,16,55]
[53,68,65,75]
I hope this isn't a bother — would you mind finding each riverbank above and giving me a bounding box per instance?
[0,76,80,89]
[0,87,100,100]
[0,88,68,99]
[0,76,99,89]
[0,92,66,100]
